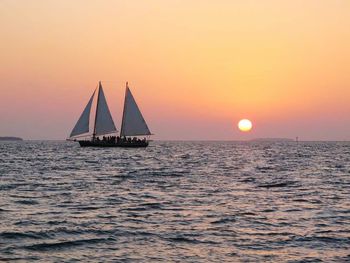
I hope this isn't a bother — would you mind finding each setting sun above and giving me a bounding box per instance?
[238,119,253,132]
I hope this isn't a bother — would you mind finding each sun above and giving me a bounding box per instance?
[238,119,252,132]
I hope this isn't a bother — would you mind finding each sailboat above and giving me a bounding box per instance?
[69,81,152,147]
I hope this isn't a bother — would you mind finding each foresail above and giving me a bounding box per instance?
[95,83,117,135]
[121,86,151,137]
[70,90,95,138]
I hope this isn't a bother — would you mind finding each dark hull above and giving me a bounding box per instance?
[78,140,149,148]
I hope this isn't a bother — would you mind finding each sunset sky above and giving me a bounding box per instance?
[1,0,349,140]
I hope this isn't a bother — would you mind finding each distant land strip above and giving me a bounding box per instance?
[250,138,295,142]
[0,136,23,141]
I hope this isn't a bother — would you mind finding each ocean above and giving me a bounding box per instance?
[0,141,349,262]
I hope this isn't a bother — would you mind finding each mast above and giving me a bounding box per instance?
[93,81,102,140]
[120,81,128,138]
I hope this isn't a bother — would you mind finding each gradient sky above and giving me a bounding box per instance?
[1,0,349,140]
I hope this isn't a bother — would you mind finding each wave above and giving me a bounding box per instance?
[166,236,218,245]
[23,237,115,251]
[257,181,295,188]
[0,231,51,240]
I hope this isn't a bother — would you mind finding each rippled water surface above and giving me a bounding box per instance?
[0,141,349,262]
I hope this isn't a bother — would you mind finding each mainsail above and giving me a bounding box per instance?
[70,90,96,138]
[120,83,151,137]
[94,82,117,136]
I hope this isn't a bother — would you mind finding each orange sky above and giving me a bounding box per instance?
[0,0,349,140]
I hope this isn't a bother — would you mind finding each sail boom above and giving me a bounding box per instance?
[69,132,91,138]
[121,132,152,136]
[95,130,118,136]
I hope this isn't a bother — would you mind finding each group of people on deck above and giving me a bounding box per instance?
[95,136,147,144]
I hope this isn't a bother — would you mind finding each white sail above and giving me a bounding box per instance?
[70,90,96,138]
[94,82,117,136]
[120,84,151,137]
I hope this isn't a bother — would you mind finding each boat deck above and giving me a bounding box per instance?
[78,140,149,148]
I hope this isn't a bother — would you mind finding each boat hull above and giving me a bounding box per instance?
[78,140,149,148]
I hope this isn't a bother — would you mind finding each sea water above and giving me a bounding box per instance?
[0,141,349,262]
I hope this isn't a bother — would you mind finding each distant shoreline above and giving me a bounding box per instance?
[0,136,23,141]
[249,138,295,142]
